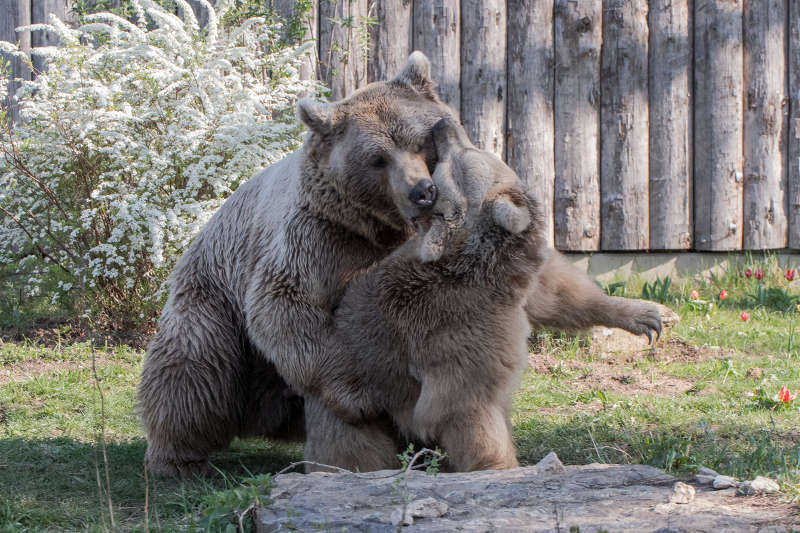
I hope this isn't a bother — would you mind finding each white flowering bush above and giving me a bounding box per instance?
[0,0,315,325]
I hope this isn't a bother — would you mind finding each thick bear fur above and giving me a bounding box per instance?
[137,52,454,476]
[137,52,662,477]
[314,118,543,471]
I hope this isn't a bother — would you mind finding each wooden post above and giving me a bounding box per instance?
[553,0,601,251]
[413,0,460,117]
[742,0,788,249]
[31,0,71,74]
[694,0,744,251]
[600,0,649,250]
[506,0,554,247]
[790,0,800,248]
[460,0,505,158]
[318,0,369,100]
[274,0,319,81]
[1,0,31,124]
[368,0,412,83]
[648,0,692,250]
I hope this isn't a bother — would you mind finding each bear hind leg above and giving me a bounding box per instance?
[137,307,248,477]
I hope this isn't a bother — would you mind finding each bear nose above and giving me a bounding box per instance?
[409,179,438,208]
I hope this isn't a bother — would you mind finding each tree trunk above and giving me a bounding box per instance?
[413,0,460,117]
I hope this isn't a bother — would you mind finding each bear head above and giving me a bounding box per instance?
[406,117,536,263]
[296,52,453,233]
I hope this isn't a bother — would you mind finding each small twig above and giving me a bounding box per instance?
[587,425,604,463]
[143,460,149,533]
[92,342,116,532]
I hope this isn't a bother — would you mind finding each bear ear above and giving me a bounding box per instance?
[392,51,437,99]
[432,117,471,158]
[297,98,336,135]
[492,195,531,234]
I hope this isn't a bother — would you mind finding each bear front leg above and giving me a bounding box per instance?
[412,378,518,472]
[525,248,662,340]
[246,294,380,426]
[303,397,401,472]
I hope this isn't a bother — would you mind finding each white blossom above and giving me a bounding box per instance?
[0,2,317,315]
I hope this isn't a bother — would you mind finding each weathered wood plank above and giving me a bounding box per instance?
[694,0,744,251]
[1,0,32,124]
[31,0,70,73]
[460,0,505,157]
[600,0,649,250]
[648,0,692,250]
[412,0,460,116]
[274,0,319,81]
[742,0,788,249]
[553,0,602,251]
[790,0,800,248]
[318,0,369,100]
[368,0,411,82]
[507,0,554,247]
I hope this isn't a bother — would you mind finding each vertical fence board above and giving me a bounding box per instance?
[694,0,744,251]
[791,0,800,248]
[742,0,788,249]
[1,0,31,124]
[412,0,460,115]
[31,0,70,73]
[275,0,318,81]
[318,0,369,100]
[648,0,692,250]
[553,0,601,251]
[600,0,649,250]
[368,0,412,83]
[507,0,554,247]
[460,0,505,157]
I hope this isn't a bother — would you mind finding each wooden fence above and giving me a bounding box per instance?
[3,0,800,252]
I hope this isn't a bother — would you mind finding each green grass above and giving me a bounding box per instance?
[2,255,800,530]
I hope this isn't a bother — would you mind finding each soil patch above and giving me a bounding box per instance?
[0,354,126,385]
[0,319,152,350]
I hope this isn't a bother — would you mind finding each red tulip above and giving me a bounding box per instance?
[690,290,699,300]
[755,269,764,280]
[745,268,753,278]
[719,290,728,300]
[740,311,750,322]
[778,386,797,403]
[786,269,796,281]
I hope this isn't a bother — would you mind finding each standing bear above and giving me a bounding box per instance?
[137,52,662,477]
[312,118,544,472]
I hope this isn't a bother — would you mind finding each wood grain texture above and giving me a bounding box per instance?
[553,0,602,251]
[600,0,649,250]
[648,0,692,250]
[368,0,412,83]
[1,0,31,124]
[413,0,460,116]
[742,0,788,249]
[694,0,744,251]
[274,0,318,81]
[31,0,69,73]
[460,0,506,158]
[318,0,369,100]
[790,0,800,248]
[506,0,554,247]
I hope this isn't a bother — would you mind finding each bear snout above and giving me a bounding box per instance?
[409,179,438,207]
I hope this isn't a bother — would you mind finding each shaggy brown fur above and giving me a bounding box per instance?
[312,119,544,472]
[137,52,662,477]
[137,53,453,476]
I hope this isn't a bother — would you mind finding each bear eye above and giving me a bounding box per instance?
[371,155,388,169]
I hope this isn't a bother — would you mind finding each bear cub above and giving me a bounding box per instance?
[316,118,544,471]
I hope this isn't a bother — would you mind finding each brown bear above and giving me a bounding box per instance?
[137,52,662,477]
[311,118,543,472]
